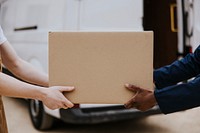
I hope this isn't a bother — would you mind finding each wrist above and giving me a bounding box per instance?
[36,87,48,101]
[151,91,157,105]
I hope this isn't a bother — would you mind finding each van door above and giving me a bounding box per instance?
[77,0,143,31]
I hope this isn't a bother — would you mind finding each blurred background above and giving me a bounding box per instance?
[1,0,200,132]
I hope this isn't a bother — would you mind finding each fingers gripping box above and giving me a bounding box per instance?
[49,32,153,104]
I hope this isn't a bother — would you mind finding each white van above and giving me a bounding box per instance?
[0,0,161,130]
[2,0,199,130]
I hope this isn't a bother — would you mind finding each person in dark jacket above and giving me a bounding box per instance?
[124,45,200,114]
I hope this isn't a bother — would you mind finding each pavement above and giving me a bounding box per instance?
[3,96,200,133]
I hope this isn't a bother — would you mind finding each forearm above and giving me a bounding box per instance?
[10,58,48,86]
[1,41,48,86]
[0,72,46,100]
[155,74,200,114]
[154,52,200,89]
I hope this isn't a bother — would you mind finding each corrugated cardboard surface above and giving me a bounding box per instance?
[49,32,153,104]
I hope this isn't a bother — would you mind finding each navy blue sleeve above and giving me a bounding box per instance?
[155,74,200,114]
[154,45,200,89]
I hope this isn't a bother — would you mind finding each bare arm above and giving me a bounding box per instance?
[1,41,48,86]
[0,41,75,109]
[0,72,74,109]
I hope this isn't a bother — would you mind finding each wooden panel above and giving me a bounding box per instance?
[143,0,178,68]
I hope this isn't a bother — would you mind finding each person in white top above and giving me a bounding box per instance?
[0,26,74,110]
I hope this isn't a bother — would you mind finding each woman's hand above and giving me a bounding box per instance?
[40,86,75,110]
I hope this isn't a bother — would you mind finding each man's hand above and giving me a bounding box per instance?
[124,84,157,111]
[41,86,75,110]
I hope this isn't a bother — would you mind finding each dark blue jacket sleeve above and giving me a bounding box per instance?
[155,75,200,114]
[154,45,200,89]
[154,45,200,114]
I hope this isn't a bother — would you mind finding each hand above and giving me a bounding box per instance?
[124,84,157,111]
[41,86,75,110]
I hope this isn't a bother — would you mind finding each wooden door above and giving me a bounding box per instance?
[143,0,178,68]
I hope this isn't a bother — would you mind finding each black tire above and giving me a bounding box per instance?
[28,99,54,130]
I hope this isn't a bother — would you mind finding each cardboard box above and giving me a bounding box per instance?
[49,32,153,104]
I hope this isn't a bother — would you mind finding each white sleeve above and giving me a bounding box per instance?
[0,26,7,45]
